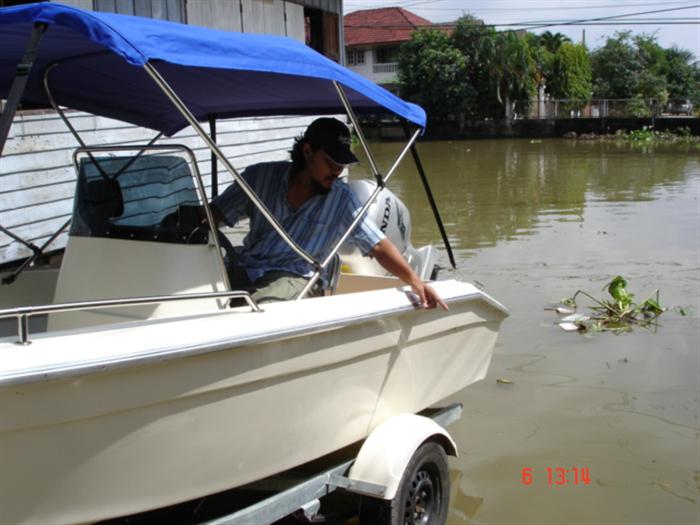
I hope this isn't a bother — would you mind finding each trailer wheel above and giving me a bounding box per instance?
[359,441,450,525]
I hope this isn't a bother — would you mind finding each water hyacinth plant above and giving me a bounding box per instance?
[556,276,670,334]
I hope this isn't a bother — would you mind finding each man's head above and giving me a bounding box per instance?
[290,118,358,194]
[304,118,358,166]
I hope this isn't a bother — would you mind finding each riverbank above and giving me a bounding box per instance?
[363,117,700,140]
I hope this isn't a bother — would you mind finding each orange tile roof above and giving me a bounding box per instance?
[344,7,434,46]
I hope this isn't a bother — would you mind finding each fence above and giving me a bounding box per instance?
[517,99,668,120]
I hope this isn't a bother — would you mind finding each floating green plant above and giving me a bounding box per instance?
[607,126,700,148]
[555,276,689,334]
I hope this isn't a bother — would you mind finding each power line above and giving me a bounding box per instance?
[346,1,695,12]
[512,4,698,31]
[345,21,699,29]
[345,0,696,10]
[344,3,699,25]
[345,5,700,30]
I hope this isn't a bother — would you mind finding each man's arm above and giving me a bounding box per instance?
[209,204,225,226]
[370,238,448,310]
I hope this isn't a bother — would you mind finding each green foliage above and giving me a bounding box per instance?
[559,276,672,334]
[450,17,537,119]
[609,126,700,147]
[591,31,643,98]
[547,42,592,103]
[635,33,668,102]
[537,31,571,54]
[607,276,633,310]
[397,28,470,126]
[396,19,696,122]
[451,15,500,118]
[525,32,553,90]
[591,32,696,103]
[625,96,652,118]
[492,31,537,117]
[664,47,700,105]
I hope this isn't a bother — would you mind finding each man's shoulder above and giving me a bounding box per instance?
[332,179,354,196]
[331,179,361,203]
[245,161,291,176]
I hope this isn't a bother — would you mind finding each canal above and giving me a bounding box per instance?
[352,138,699,524]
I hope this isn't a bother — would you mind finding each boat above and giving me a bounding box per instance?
[0,3,508,524]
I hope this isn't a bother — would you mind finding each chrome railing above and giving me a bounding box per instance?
[0,290,261,346]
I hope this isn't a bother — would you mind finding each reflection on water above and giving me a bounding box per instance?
[352,139,697,255]
[448,470,483,522]
[352,139,700,524]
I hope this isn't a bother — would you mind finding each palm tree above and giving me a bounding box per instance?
[538,31,571,54]
[491,32,537,119]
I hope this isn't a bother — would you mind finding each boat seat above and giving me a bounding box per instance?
[84,178,124,236]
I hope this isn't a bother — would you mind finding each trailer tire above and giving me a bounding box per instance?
[359,441,450,525]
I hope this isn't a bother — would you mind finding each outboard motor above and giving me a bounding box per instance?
[340,180,438,280]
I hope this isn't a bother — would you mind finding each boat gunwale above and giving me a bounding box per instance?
[0,282,508,387]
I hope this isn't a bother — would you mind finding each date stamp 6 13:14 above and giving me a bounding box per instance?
[521,467,591,486]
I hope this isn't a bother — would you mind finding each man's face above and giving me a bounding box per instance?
[304,143,344,194]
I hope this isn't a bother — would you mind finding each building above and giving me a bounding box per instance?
[1,0,344,265]
[344,7,433,91]
[0,0,343,59]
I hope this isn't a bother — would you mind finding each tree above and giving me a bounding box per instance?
[397,28,471,126]
[591,32,667,101]
[450,15,500,118]
[591,32,642,98]
[525,32,553,94]
[547,42,592,102]
[633,34,669,103]
[491,31,537,119]
[664,46,700,105]
[538,31,571,54]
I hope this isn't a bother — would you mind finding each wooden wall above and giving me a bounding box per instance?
[186,0,305,41]
[56,0,307,41]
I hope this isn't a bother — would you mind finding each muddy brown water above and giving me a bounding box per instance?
[350,138,700,525]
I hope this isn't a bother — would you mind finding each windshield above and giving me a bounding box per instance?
[70,154,206,244]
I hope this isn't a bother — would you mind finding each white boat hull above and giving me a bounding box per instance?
[0,280,506,524]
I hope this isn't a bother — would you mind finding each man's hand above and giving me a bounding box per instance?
[410,280,449,310]
[370,239,448,311]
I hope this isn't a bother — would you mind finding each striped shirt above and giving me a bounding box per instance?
[212,161,385,285]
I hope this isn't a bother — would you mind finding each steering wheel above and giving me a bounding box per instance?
[214,227,238,265]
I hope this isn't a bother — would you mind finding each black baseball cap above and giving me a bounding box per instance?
[304,118,359,165]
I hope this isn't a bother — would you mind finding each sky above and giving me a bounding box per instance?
[344,0,700,60]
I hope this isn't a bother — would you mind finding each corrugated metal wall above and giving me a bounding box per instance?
[0,0,332,265]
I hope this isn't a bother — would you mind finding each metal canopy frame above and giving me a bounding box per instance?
[0,22,47,157]
[0,64,166,286]
[2,28,440,308]
[143,62,424,300]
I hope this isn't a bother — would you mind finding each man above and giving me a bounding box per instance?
[211,117,447,309]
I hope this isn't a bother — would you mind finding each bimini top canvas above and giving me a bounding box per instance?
[0,2,426,135]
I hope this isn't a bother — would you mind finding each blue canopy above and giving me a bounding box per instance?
[0,2,426,135]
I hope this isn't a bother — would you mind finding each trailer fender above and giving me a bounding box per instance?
[348,413,457,500]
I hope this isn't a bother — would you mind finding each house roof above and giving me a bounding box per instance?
[344,7,433,46]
